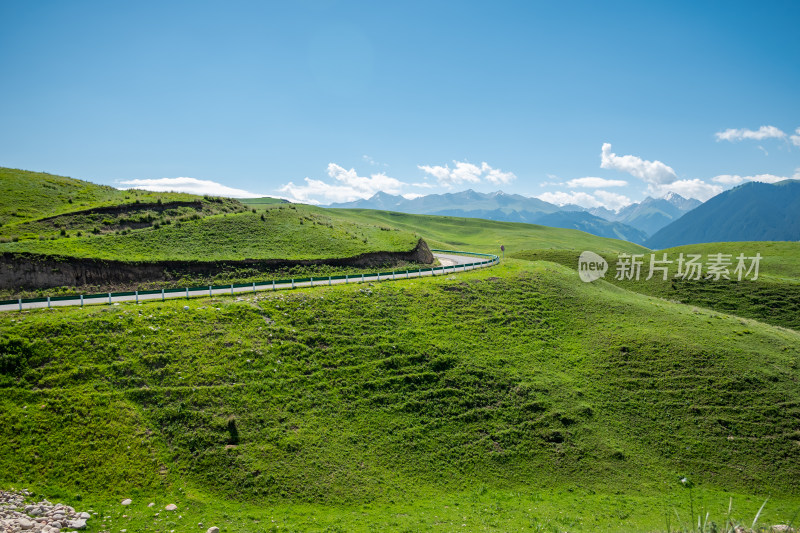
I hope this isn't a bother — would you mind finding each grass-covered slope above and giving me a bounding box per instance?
[0,167,201,228]
[512,241,800,330]
[1,261,798,531]
[318,207,648,254]
[0,206,421,261]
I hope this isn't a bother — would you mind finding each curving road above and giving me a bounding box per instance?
[0,252,497,312]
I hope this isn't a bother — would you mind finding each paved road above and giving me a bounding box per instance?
[0,252,497,312]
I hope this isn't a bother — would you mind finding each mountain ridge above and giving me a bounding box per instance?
[329,189,698,244]
[646,179,800,248]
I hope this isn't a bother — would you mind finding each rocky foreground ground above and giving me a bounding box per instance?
[1,490,221,533]
[0,490,90,532]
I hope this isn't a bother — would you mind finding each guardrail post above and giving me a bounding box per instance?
[361,273,364,282]
[291,279,295,289]
[161,289,165,301]
[345,274,348,284]
[47,296,51,309]
[231,283,234,296]
[377,273,380,282]
[328,276,331,285]
[209,285,213,297]
[108,292,112,304]
[272,280,276,291]
[311,277,314,287]
[392,271,395,280]
[406,270,409,279]
[18,298,22,312]
[253,282,256,293]
[186,287,189,299]
[135,291,138,304]
[81,295,84,306]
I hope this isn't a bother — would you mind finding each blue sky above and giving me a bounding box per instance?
[1,1,799,209]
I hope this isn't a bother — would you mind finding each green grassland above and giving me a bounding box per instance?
[0,207,421,261]
[2,260,798,531]
[0,197,247,241]
[512,241,800,330]
[0,167,203,227]
[240,202,648,255]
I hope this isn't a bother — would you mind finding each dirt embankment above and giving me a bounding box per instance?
[0,239,434,290]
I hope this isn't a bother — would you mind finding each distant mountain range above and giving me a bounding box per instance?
[329,190,701,245]
[646,179,800,249]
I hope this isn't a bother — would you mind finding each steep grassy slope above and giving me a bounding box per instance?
[0,167,200,228]
[512,241,800,330]
[308,207,649,254]
[1,260,798,531]
[0,206,420,261]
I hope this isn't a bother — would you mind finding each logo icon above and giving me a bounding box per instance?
[578,251,608,282]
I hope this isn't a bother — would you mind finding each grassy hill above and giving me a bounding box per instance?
[0,207,420,261]
[1,260,798,531]
[512,241,800,330]
[0,167,203,228]
[305,207,649,254]
[0,171,429,299]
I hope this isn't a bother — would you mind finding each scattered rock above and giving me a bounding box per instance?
[164,503,178,511]
[147,502,155,507]
[121,498,132,506]
[207,527,220,533]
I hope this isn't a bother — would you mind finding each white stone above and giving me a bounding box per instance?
[68,518,87,530]
[164,503,177,511]
[121,499,132,506]
[207,527,220,533]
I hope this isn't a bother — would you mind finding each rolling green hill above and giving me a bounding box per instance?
[0,167,202,228]
[0,207,420,261]
[512,241,800,330]
[309,207,649,254]
[1,260,798,531]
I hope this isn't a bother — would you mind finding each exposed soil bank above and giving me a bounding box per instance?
[0,239,434,290]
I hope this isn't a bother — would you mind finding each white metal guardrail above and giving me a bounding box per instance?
[0,250,500,312]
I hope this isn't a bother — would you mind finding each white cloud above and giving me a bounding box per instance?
[278,163,405,204]
[790,128,800,147]
[418,160,517,187]
[711,173,789,186]
[566,176,628,188]
[362,154,388,167]
[594,190,633,211]
[417,164,452,182]
[411,182,435,188]
[649,179,723,202]
[481,162,516,185]
[715,125,786,142]
[600,143,678,185]
[535,190,632,211]
[536,191,602,208]
[118,177,262,198]
[449,162,483,184]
